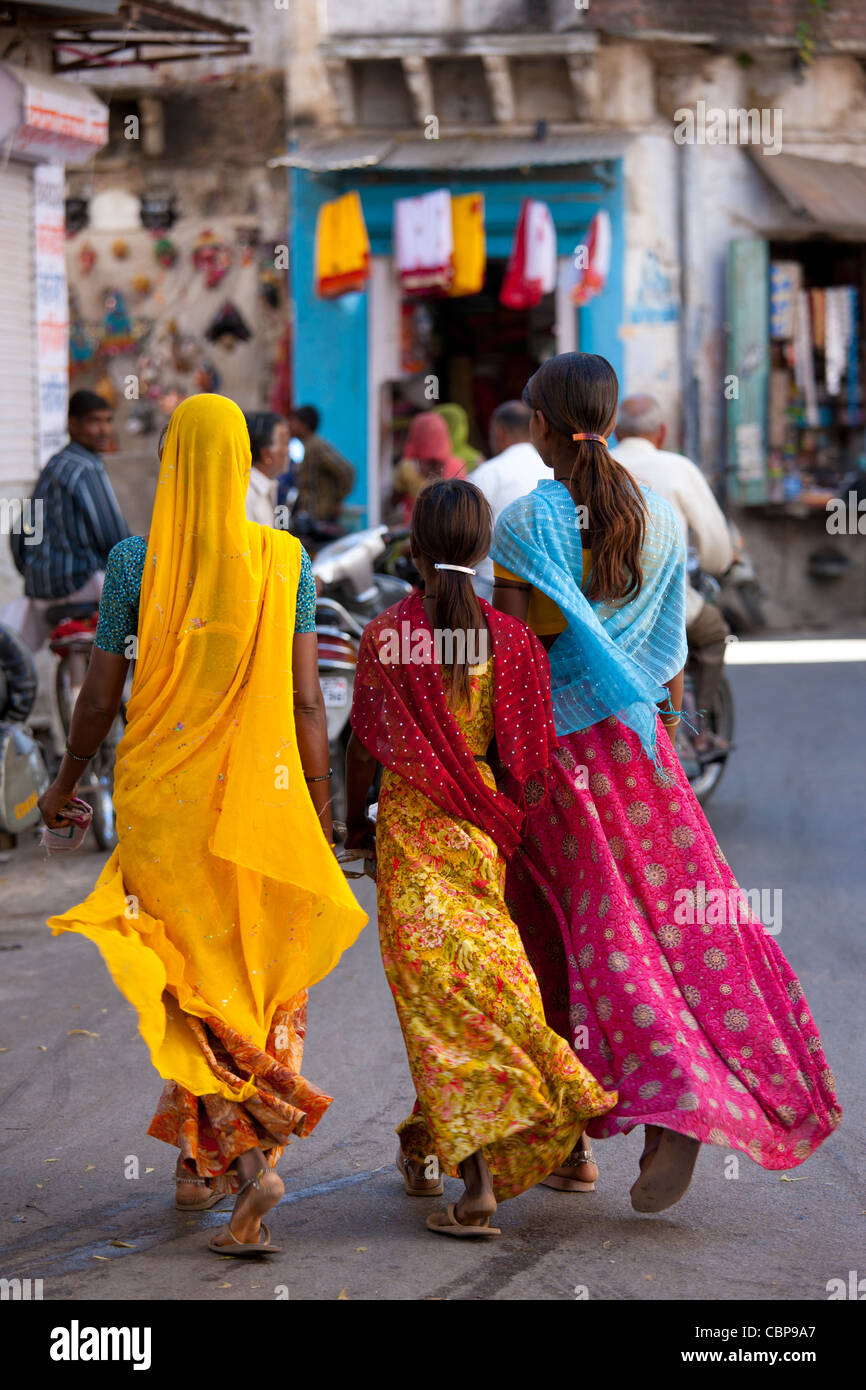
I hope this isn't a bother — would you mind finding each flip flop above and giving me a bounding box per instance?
[207,1222,282,1256]
[426,1204,501,1238]
[175,1172,225,1211]
[396,1147,444,1196]
[540,1142,598,1192]
[630,1128,701,1213]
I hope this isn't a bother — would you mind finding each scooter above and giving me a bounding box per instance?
[312,527,414,826]
[0,624,50,859]
[676,564,736,805]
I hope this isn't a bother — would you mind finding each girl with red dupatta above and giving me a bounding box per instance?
[345,480,616,1238]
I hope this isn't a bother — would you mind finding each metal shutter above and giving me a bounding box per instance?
[0,162,38,491]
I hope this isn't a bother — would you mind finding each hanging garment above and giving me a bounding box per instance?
[394,189,454,295]
[448,192,486,297]
[501,199,557,310]
[315,191,371,298]
[809,288,825,350]
[793,289,819,425]
[824,286,853,397]
[769,261,802,340]
[572,209,612,307]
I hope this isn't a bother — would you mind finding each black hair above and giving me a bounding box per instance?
[245,411,285,462]
[293,405,320,432]
[69,389,111,419]
[490,400,532,435]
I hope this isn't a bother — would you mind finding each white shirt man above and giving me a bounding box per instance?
[245,463,278,528]
[470,401,549,599]
[610,399,732,624]
[611,394,733,753]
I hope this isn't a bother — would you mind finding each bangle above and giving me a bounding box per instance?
[305,769,332,783]
[65,739,97,762]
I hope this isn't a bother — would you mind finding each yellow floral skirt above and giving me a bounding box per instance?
[376,764,617,1202]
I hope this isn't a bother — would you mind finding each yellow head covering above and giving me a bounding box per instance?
[49,394,366,1101]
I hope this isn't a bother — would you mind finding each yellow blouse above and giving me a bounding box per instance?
[493,550,592,636]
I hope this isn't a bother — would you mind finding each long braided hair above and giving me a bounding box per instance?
[523,353,648,601]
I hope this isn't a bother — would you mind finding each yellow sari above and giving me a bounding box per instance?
[49,395,366,1171]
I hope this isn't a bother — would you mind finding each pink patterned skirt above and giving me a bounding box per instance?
[505,715,841,1169]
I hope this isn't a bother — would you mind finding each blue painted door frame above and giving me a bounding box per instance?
[290,161,625,521]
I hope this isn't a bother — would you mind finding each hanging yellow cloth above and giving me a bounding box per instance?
[449,192,486,297]
[315,191,370,297]
[48,394,367,1102]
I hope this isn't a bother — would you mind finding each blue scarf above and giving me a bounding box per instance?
[491,478,687,762]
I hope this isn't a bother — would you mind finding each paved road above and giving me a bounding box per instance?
[1,656,863,1302]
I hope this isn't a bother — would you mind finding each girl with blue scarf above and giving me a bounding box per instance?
[493,353,840,1213]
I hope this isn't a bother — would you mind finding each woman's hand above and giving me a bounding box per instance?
[343,816,376,853]
[38,781,79,828]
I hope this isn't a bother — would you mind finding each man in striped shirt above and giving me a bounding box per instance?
[10,390,129,647]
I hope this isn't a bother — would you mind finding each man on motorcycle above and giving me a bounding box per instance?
[611,395,733,759]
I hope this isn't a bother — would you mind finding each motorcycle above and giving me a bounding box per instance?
[676,563,736,805]
[312,526,414,827]
[0,624,50,858]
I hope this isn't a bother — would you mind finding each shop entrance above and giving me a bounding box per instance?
[380,258,560,519]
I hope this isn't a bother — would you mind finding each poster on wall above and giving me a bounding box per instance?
[34,163,68,465]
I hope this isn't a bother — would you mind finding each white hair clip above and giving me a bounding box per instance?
[434,563,477,575]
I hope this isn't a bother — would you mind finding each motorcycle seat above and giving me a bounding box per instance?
[45,602,99,625]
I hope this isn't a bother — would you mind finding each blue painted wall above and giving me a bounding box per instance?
[290,160,625,521]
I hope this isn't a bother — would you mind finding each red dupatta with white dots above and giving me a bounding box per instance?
[350,589,557,858]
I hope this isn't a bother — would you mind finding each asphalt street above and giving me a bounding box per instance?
[1,653,863,1302]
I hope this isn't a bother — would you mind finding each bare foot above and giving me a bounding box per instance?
[455,1150,497,1226]
[208,1165,284,1250]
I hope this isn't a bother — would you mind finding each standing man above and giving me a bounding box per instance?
[290,405,355,525]
[469,401,549,600]
[10,389,129,649]
[244,411,290,528]
[611,394,733,757]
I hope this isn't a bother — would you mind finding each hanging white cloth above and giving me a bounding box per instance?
[824,286,852,397]
[393,189,454,293]
[525,200,557,294]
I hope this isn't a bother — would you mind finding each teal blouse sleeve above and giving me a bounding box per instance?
[294,546,316,634]
[94,535,147,657]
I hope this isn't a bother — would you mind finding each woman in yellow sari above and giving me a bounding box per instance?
[38,394,366,1255]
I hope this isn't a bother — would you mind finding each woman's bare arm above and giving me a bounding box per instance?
[344,730,378,850]
[292,631,334,846]
[492,579,530,623]
[38,648,129,825]
[659,667,684,733]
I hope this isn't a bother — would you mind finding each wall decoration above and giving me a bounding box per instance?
[77,242,97,276]
[205,301,252,348]
[101,288,137,355]
[65,198,89,236]
[154,236,178,269]
[111,238,131,260]
[132,274,152,296]
[140,193,177,232]
[193,229,233,289]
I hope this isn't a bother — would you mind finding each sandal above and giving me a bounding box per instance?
[396,1147,444,1197]
[426,1204,501,1239]
[174,1169,224,1211]
[630,1126,701,1213]
[207,1222,282,1257]
[541,1140,598,1192]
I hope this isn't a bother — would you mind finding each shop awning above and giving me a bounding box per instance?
[752,151,866,233]
[5,1,250,73]
[270,132,629,175]
[0,62,107,162]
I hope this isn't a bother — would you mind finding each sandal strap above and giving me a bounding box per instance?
[176,1172,210,1187]
[562,1145,594,1167]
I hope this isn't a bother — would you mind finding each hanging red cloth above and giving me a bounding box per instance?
[500,199,557,310]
